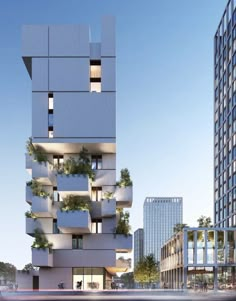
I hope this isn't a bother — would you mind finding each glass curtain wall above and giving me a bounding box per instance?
[73,268,105,290]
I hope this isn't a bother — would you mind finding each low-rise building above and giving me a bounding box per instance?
[160,227,236,290]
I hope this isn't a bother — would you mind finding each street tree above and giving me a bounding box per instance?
[134,254,159,288]
[173,223,189,234]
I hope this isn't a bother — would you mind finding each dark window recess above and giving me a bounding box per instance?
[90,77,101,83]
[48,126,53,131]
[91,155,102,169]
[48,113,53,127]
[53,186,60,202]
[90,60,101,66]
[53,219,60,234]
[72,235,83,249]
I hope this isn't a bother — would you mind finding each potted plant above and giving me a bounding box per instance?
[116,168,132,187]
[31,229,53,252]
[26,138,48,163]
[114,209,131,237]
[60,195,91,212]
[27,180,50,199]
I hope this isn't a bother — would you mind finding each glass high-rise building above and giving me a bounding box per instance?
[134,228,144,267]
[214,0,236,227]
[143,197,183,262]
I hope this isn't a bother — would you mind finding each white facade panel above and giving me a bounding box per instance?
[83,234,132,251]
[22,25,48,57]
[94,169,116,186]
[102,154,115,169]
[39,268,72,289]
[90,43,101,59]
[32,58,48,91]
[101,16,115,57]
[102,58,116,91]
[53,249,116,267]
[32,93,48,138]
[26,218,53,234]
[102,216,116,234]
[46,234,72,249]
[54,92,115,138]
[49,58,89,91]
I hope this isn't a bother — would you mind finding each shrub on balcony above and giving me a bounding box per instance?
[60,195,91,212]
[56,147,95,181]
[102,191,114,200]
[25,210,37,219]
[116,168,133,187]
[114,209,131,236]
[26,138,48,163]
[31,229,53,251]
[27,180,50,199]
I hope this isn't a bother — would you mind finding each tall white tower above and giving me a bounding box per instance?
[21,17,133,290]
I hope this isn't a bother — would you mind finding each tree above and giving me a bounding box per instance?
[120,272,134,288]
[197,215,213,227]
[173,223,189,234]
[134,254,159,288]
[22,263,37,272]
[0,262,16,282]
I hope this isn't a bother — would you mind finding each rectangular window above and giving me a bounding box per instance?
[90,60,101,93]
[91,187,102,202]
[53,186,60,202]
[91,219,102,233]
[72,235,83,249]
[48,93,54,137]
[53,155,64,170]
[53,219,59,234]
[91,155,102,169]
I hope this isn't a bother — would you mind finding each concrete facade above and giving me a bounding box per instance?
[21,17,132,290]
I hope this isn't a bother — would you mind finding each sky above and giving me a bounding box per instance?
[0,0,227,269]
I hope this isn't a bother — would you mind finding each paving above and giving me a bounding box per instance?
[1,290,236,301]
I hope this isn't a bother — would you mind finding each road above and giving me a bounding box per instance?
[1,290,236,301]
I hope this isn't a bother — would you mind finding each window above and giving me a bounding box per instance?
[48,93,54,138]
[91,219,102,233]
[53,186,60,202]
[53,155,64,169]
[91,155,102,169]
[53,219,59,234]
[92,187,102,202]
[90,60,101,92]
[72,235,83,249]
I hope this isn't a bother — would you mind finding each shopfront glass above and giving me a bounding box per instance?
[187,267,214,290]
[73,267,104,290]
[217,267,236,290]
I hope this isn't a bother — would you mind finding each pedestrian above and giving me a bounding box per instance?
[76,281,82,289]
[203,281,208,292]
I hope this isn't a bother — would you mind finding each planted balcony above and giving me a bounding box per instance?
[56,148,94,198]
[115,168,133,207]
[31,229,53,267]
[101,194,116,217]
[114,209,132,250]
[25,183,33,204]
[57,195,92,234]
[25,213,53,235]
[26,138,55,185]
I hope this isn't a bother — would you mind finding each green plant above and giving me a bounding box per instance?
[114,209,131,236]
[31,229,53,251]
[60,195,91,212]
[116,168,132,187]
[25,210,37,219]
[103,191,114,200]
[27,180,49,198]
[26,138,48,163]
[57,147,95,181]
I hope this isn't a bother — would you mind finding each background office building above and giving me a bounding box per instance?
[143,197,183,262]
[134,228,144,267]
[160,228,236,290]
[19,18,133,290]
[214,0,236,227]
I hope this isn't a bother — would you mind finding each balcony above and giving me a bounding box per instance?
[32,248,53,267]
[25,153,32,173]
[106,258,131,274]
[115,186,133,208]
[31,196,52,217]
[57,174,91,198]
[90,202,101,218]
[101,199,116,217]
[26,185,33,204]
[32,161,56,185]
[57,210,91,234]
[83,234,132,253]
[26,217,53,235]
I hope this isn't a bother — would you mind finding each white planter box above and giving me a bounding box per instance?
[25,153,32,171]
[32,248,53,267]
[26,217,53,235]
[57,174,91,198]
[26,185,33,204]
[101,199,116,217]
[57,210,91,234]
[115,186,133,208]
[32,161,55,185]
[32,196,52,217]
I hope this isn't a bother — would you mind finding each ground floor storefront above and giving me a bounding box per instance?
[161,266,236,290]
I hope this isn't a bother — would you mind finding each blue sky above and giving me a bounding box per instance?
[0,0,227,268]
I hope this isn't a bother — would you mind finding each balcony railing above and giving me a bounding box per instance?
[31,196,52,217]
[101,199,116,217]
[57,174,91,198]
[32,248,53,267]
[57,210,91,234]
[115,186,133,208]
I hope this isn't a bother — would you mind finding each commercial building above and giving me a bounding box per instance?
[214,0,236,227]
[143,197,183,262]
[19,17,133,290]
[134,228,144,267]
[160,227,236,290]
